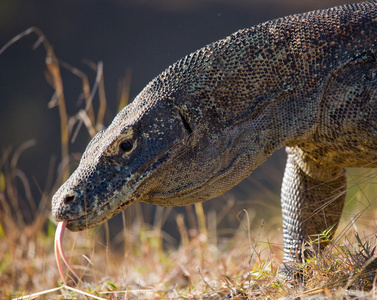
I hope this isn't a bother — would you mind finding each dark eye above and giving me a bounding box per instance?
[120,140,133,152]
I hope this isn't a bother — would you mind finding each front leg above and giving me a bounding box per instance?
[281,146,347,263]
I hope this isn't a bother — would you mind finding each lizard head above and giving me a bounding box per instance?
[52,84,193,231]
[52,73,258,231]
[52,43,272,231]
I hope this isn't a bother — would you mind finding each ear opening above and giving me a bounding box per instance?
[178,110,193,135]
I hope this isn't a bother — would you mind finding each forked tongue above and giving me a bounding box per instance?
[55,221,81,285]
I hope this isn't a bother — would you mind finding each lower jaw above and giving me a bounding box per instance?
[65,215,104,231]
[66,218,92,231]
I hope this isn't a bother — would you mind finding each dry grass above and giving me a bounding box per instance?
[1,28,377,299]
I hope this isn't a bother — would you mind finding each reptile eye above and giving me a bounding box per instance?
[119,140,133,152]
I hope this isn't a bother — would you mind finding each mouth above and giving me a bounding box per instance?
[64,198,136,231]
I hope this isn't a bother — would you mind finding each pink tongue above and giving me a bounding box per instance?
[55,221,80,285]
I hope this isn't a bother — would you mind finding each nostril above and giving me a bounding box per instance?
[64,194,75,204]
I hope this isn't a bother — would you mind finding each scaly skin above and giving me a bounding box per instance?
[52,1,377,264]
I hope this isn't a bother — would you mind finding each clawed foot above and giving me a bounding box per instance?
[279,262,305,283]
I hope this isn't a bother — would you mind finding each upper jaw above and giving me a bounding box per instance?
[51,173,139,231]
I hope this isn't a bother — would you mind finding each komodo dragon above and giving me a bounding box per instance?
[52,1,377,265]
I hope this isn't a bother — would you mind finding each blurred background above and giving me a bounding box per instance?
[0,0,363,247]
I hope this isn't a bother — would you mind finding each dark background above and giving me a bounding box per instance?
[0,0,362,246]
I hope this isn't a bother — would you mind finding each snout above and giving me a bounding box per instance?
[51,187,82,222]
